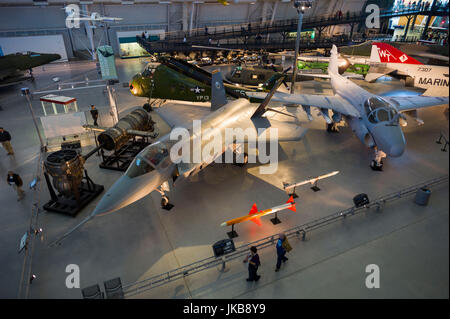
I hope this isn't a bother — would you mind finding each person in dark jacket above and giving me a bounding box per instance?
[243,246,261,282]
[90,105,99,126]
[7,171,24,201]
[0,127,14,155]
[275,233,288,271]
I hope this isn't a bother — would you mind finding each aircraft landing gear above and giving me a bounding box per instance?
[156,185,174,210]
[370,148,386,171]
[234,152,248,167]
[326,122,339,133]
[143,102,153,112]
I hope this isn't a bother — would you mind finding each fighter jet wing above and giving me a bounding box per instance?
[246,91,360,117]
[384,95,449,112]
[251,118,308,142]
[155,102,211,128]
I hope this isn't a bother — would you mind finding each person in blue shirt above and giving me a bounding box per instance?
[275,233,288,272]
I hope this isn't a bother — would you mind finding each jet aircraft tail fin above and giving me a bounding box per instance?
[371,42,423,65]
[211,70,228,112]
[328,45,339,75]
[251,77,284,118]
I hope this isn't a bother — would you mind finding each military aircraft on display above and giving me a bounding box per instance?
[245,45,449,170]
[366,42,449,97]
[0,51,61,87]
[128,57,284,105]
[90,71,307,217]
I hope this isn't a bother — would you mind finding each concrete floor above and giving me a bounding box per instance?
[0,58,448,299]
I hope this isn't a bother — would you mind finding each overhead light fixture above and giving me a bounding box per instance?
[121,0,135,4]
[159,1,172,4]
[194,1,204,3]
[80,1,94,4]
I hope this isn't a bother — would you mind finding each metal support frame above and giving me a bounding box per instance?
[118,175,448,298]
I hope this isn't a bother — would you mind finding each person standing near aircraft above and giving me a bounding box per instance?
[243,246,261,282]
[0,127,14,155]
[7,171,24,201]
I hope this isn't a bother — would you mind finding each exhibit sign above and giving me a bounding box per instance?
[96,45,118,80]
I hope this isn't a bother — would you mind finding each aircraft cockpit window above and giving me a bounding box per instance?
[142,65,156,77]
[364,97,398,124]
[126,156,154,178]
[140,142,169,167]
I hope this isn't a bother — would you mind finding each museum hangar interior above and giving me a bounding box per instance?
[0,0,448,299]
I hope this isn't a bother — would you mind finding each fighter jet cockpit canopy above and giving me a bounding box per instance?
[126,142,169,178]
[364,96,399,124]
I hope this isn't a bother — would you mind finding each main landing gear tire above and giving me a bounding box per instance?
[161,195,169,207]
[143,103,153,112]
[235,153,249,167]
[370,160,383,171]
[326,123,339,133]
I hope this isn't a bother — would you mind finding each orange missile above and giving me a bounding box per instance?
[220,196,296,227]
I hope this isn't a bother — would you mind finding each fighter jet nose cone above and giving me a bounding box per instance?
[91,175,135,217]
[389,144,405,157]
[91,170,163,216]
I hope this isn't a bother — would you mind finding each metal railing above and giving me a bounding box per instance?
[121,174,448,298]
[142,6,449,45]
[17,151,45,299]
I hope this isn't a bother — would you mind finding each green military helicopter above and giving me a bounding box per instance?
[0,51,61,87]
[129,57,285,107]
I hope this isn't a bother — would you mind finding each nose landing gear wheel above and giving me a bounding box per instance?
[161,195,174,211]
[370,160,383,171]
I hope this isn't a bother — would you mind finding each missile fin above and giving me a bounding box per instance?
[288,204,296,212]
[286,196,294,204]
[250,217,262,226]
[249,203,258,215]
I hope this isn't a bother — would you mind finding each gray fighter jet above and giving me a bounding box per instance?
[90,71,307,218]
[246,45,449,170]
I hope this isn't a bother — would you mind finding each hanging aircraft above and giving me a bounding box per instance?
[0,51,61,87]
[245,45,449,170]
[366,42,449,97]
[128,57,285,106]
[64,6,123,24]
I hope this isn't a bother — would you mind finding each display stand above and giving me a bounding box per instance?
[227,224,239,239]
[43,170,104,217]
[99,136,150,171]
[270,212,282,225]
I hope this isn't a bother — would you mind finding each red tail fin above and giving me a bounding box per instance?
[249,203,261,226]
[286,196,296,212]
[250,217,262,226]
[249,203,258,215]
[372,42,422,65]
